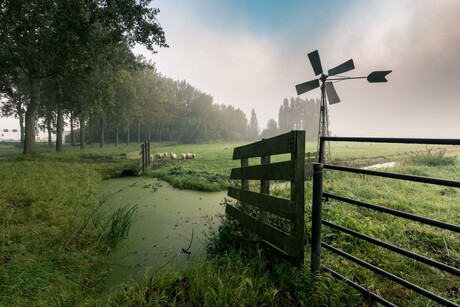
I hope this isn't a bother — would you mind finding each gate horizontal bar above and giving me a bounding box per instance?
[321,136,460,145]
[226,204,292,254]
[323,220,460,276]
[321,265,397,307]
[323,164,460,188]
[231,160,294,180]
[324,192,460,233]
[227,187,293,220]
[233,131,299,159]
[322,242,459,307]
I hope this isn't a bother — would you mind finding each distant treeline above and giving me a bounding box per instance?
[259,97,320,142]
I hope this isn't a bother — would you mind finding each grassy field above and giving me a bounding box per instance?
[0,141,459,305]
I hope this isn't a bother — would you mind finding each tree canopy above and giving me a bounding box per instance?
[0,0,167,153]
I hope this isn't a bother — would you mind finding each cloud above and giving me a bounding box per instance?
[143,0,460,137]
[145,2,290,127]
[320,1,460,137]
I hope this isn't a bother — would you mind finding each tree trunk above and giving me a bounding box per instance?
[70,113,75,146]
[23,78,40,154]
[79,116,85,149]
[55,101,63,152]
[115,126,119,146]
[47,118,52,146]
[99,117,104,148]
[148,126,151,141]
[159,124,162,142]
[88,118,92,145]
[137,122,140,144]
[17,103,25,145]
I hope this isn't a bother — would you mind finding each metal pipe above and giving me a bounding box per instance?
[321,266,397,307]
[322,136,460,145]
[323,220,460,276]
[311,163,324,273]
[322,243,459,307]
[324,164,460,188]
[324,192,460,233]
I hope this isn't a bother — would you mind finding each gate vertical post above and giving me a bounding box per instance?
[291,130,305,267]
[141,143,145,174]
[260,155,270,222]
[311,162,324,273]
[148,140,151,165]
[241,158,250,238]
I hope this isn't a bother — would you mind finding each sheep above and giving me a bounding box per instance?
[181,153,186,159]
[185,153,196,159]
[170,152,177,159]
[155,152,168,159]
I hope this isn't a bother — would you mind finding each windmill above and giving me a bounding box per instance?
[295,50,391,162]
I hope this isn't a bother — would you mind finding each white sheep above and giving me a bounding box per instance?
[185,153,196,159]
[170,152,177,159]
[181,153,186,159]
[155,152,168,159]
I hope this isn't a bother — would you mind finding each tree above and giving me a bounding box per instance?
[261,119,279,139]
[247,108,260,141]
[0,0,167,154]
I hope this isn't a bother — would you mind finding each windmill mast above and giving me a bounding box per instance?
[318,81,331,162]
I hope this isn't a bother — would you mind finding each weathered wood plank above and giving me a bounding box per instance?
[227,187,293,220]
[233,131,297,159]
[226,204,292,254]
[230,161,293,180]
[291,130,305,267]
[241,158,250,238]
[260,155,270,222]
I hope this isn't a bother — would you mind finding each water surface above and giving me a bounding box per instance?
[100,177,226,286]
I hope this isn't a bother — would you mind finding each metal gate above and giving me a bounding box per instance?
[311,136,460,306]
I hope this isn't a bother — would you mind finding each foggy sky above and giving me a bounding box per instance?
[136,0,460,139]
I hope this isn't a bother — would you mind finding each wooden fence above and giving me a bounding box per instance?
[226,130,305,267]
[139,140,151,175]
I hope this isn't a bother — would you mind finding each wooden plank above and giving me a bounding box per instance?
[233,131,297,159]
[241,158,250,238]
[260,155,270,222]
[230,161,293,180]
[291,130,305,267]
[226,204,292,254]
[227,187,293,220]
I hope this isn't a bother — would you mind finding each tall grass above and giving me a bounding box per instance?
[410,147,456,166]
[104,204,138,252]
[2,141,459,305]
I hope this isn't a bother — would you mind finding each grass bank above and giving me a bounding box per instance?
[0,145,141,305]
[1,141,458,305]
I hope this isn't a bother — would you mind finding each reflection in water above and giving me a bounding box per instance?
[100,177,226,287]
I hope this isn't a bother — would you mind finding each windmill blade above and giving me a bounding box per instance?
[325,82,341,104]
[367,70,392,83]
[295,79,320,95]
[308,50,323,76]
[328,59,355,76]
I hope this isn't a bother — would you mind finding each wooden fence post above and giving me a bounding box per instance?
[140,143,145,174]
[291,130,305,267]
[241,158,250,239]
[260,155,270,222]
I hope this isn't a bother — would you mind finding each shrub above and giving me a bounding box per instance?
[409,147,456,166]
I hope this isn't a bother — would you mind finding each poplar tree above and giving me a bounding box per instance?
[0,0,167,154]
